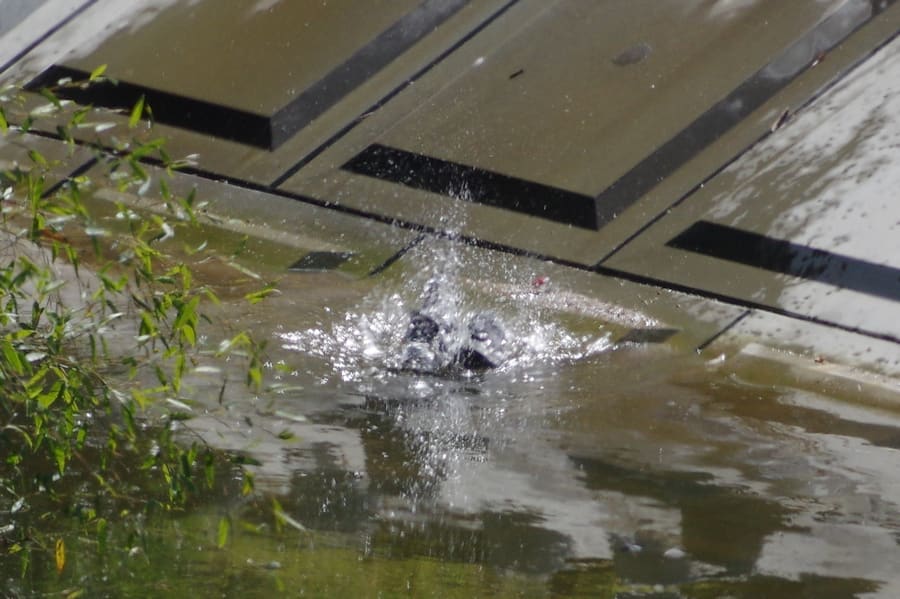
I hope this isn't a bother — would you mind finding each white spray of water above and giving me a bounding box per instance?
[278,244,611,385]
[280,183,611,384]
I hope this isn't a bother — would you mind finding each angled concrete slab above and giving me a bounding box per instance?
[605,33,900,350]
[15,0,522,184]
[280,0,890,264]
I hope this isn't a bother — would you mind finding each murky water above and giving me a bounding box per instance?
[10,231,889,598]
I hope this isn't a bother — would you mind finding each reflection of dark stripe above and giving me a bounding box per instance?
[695,310,751,352]
[368,233,427,277]
[26,0,469,149]
[288,251,354,272]
[617,328,678,344]
[342,144,598,229]
[40,156,98,198]
[667,221,900,302]
[592,0,887,227]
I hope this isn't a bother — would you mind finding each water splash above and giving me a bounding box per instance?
[278,249,611,386]
[281,183,611,385]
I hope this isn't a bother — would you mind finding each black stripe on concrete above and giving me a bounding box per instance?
[271,0,523,186]
[342,143,598,229]
[26,65,274,147]
[695,310,751,352]
[25,0,469,149]
[667,221,900,302]
[592,0,892,228]
[269,0,469,148]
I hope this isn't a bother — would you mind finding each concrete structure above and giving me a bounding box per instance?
[1,0,899,392]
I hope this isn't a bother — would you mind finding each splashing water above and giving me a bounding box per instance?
[280,182,613,386]
[277,202,617,517]
[278,242,612,387]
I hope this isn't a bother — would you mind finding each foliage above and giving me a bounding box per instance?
[0,75,266,579]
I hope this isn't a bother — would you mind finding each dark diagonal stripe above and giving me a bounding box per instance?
[667,221,900,302]
[26,0,470,149]
[269,0,469,148]
[271,0,522,186]
[26,65,274,147]
[592,0,893,228]
[342,144,598,229]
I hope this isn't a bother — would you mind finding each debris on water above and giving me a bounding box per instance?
[273,409,308,423]
[611,534,643,554]
[612,41,653,66]
[531,275,550,292]
[663,547,687,559]
[770,108,792,132]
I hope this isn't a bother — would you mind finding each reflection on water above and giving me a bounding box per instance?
[8,238,899,596]
[226,237,900,596]
[205,342,894,596]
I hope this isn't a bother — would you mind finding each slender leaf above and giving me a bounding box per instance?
[128,95,145,128]
[55,538,65,575]
[89,64,107,81]
[217,516,230,549]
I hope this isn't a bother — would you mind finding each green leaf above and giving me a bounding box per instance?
[96,518,108,555]
[1,340,25,375]
[53,445,66,475]
[241,471,255,496]
[89,64,107,81]
[27,149,48,168]
[180,323,196,346]
[272,498,306,533]
[245,282,278,305]
[40,88,61,109]
[128,95,145,129]
[204,453,215,488]
[0,106,7,133]
[216,516,230,549]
